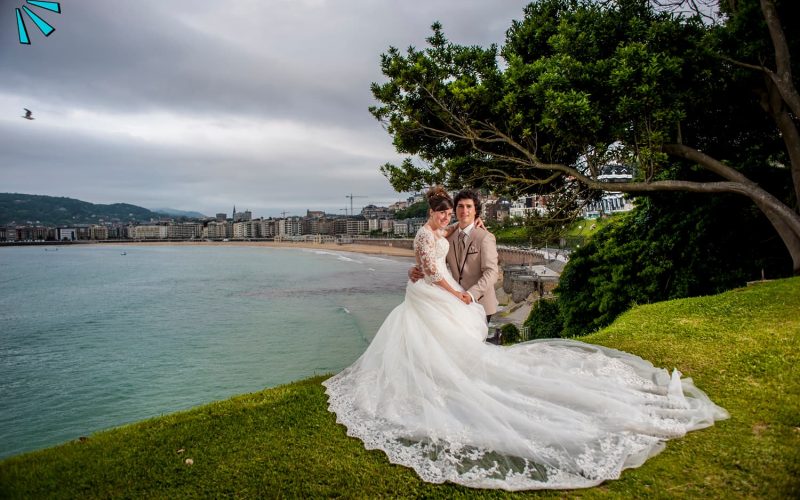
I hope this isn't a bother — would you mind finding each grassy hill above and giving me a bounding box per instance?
[0,193,165,226]
[493,214,621,246]
[1,278,798,498]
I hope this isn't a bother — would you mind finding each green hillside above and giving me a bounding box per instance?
[1,278,798,498]
[0,193,165,226]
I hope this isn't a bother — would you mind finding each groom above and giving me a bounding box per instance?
[410,189,499,321]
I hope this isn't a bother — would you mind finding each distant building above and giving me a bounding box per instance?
[583,163,634,218]
[361,204,392,220]
[393,220,409,236]
[233,209,252,222]
[279,217,302,237]
[388,201,408,212]
[484,198,510,222]
[306,210,325,219]
[215,213,227,222]
[346,219,368,235]
[90,225,109,240]
[132,225,167,240]
[57,228,77,241]
[260,219,276,238]
[206,221,231,239]
[167,223,203,240]
[510,196,548,219]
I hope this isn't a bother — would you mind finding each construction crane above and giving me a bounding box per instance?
[280,211,288,218]
[345,193,367,216]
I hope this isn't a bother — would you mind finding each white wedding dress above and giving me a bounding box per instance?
[323,226,728,490]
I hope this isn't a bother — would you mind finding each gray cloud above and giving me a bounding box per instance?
[0,0,529,217]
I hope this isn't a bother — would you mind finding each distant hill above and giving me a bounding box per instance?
[150,207,207,219]
[0,193,168,226]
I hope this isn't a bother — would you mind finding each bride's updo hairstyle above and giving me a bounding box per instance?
[426,186,453,212]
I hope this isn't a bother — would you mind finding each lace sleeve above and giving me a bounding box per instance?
[414,228,443,284]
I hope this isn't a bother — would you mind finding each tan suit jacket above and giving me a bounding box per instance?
[446,226,499,315]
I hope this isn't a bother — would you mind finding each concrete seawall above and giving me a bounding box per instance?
[350,239,547,266]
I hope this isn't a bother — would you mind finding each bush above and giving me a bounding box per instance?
[555,190,793,337]
[524,299,563,339]
[500,323,520,345]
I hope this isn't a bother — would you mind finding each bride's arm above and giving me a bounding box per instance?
[415,230,469,301]
[443,216,488,238]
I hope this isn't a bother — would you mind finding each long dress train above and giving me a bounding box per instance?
[323,226,728,490]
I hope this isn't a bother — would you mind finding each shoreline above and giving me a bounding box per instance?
[129,241,417,258]
[2,240,418,258]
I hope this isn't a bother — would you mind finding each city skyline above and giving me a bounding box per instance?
[0,1,530,217]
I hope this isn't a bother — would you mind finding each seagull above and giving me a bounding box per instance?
[22,108,34,120]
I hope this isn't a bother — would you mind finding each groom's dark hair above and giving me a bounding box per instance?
[454,190,482,215]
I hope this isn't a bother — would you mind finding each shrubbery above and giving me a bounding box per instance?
[527,191,793,337]
[499,323,519,345]
[524,299,563,339]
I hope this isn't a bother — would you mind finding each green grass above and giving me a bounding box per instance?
[493,215,621,246]
[2,278,799,498]
[563,214,619,238]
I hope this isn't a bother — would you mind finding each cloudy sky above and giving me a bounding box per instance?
[0,1,530,218]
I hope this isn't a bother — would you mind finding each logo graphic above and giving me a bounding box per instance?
[16,1,61,45]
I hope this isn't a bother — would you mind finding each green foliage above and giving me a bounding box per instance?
[370,0,714,191]
[392,200,428,220]
[524,299,564,339]
[499,323,520,344]
[0,193,164,226]
[370,0,800,272]
[1,278,799,498]
[555,191,793,337]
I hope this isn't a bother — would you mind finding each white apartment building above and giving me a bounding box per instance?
[346,219,369,235]
[233,221,256,239]
[133,225,168,239]
[393,220,409,236]
[510,196,548,219]
[90,225,108,240]
[278,217,302,237]
[206,221,231,239]
[167,223,203,240]
[260,219,276,238]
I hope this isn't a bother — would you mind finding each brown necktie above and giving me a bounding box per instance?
[457,230,467,262]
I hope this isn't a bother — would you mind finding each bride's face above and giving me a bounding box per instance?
[429,208,453,229]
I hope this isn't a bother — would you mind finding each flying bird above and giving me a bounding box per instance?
[22,108,34,120]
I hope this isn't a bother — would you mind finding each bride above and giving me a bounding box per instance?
[323,187,728,491]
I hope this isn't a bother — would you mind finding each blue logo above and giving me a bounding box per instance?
[16,1,61,45]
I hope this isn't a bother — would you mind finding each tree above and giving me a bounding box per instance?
[552,188,792,336]
[370,0,800,273]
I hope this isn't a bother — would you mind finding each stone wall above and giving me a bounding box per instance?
[350,238,545,266]
[502,265,559,302]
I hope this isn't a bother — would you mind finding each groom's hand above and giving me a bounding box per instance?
[408,266,424,282]
[461,292,473,304]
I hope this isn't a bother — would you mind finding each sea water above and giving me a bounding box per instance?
[0,244,411,459]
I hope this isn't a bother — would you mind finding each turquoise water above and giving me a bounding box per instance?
[0,244,411,459]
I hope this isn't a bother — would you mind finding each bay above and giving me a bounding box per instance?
[0,244,411,459]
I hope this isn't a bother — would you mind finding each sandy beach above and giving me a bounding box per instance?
[104,240,416,258]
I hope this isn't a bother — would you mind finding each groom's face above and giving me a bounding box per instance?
[456,199,476,228]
